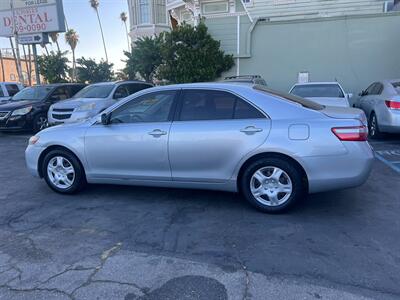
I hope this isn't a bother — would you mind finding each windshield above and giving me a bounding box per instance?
[291,84,345,98]
[254,85,324,110]
[11,86,53,101]
[392,82,400,94]
[73,84,114,99]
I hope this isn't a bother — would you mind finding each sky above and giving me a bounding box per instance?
[0,0,131,71]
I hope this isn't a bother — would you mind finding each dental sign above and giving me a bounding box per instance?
[0,0,66,37]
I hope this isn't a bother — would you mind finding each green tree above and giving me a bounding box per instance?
[76,57,114,83]
[65,29,79,81]
[122,36,163,82]
[158,22,234,83]
[37,51,70,83]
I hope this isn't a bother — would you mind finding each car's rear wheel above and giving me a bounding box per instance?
[240,157,306,213]
[368,112,382,139]
[42,149,86,194]
[33,114,48,133]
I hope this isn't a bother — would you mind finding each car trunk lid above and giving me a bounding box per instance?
[321,106,367,125]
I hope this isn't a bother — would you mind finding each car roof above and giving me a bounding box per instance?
[292,82,341,86]
[33,83,85,87]
[89,81,151,86]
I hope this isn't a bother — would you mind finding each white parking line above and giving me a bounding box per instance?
[375,153,400,174]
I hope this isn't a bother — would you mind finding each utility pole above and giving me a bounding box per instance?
[10,0,24,84]
[32,44,40,85]
[0,49,5,82]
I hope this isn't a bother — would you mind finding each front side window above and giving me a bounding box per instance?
[110,91,177,124]
[291,84,345,98]
[365,83,377,95]
[126,83,152,95]
[139,0,150,23]
[6,84,20,96]
[50,87,70,101]
[0,87,4,97]
[11,86,53,102]
[179,90,265,121]
[73,84,114,99]
[114,86,129,99]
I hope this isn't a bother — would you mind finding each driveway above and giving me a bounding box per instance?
[0,133,399,300]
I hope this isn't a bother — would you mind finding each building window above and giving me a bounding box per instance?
[181,11,193,23]
[242,0,253,6]
[139,0,150,24]
[154,0,166,24]
[202,1,229,15]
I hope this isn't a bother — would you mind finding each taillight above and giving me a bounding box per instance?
[385,100,400,110]
[331,126,368,141]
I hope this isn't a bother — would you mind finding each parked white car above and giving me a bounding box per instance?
[0,82,24,104]
[356,79,400,139]
[289,82,352,108]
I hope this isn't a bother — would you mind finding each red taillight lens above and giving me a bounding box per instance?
[331,126,368,141]
[385,100,400,110]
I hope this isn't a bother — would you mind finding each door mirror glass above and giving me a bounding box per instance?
[347,93,353,99]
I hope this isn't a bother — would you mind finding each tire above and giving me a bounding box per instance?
[42,149,86,194]
[33,114,48,133]
[368,112,383,139]
[240,157,306,213]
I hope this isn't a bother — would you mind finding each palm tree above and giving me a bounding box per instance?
[120,12,130,51]
[89,0,108,62]
[49,32,61,53]
[65,29,79,81]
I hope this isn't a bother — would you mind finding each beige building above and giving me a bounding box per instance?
[0,49,38,86]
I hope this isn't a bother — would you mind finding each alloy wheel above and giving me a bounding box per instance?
[47,156,76,189]
[250,166,293,206]
[37,116,48,131]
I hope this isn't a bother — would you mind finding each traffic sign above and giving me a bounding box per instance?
[18,33,49,45]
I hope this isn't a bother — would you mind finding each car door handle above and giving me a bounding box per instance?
[148,129,167,137]
[240,126,263,134]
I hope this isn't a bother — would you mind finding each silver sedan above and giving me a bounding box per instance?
[25,83,374,213]
[356,79,400,139]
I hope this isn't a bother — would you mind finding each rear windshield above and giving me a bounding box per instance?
[392,82,400,94]
[291,84,345,98]
[254,85,324,111]
[73,84,114,99]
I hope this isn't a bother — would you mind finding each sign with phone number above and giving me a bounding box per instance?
[0,0,65,37]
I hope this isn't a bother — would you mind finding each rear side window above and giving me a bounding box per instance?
[254,85,324,111]
[126,83,152,95]
[179,90,265,121]
[5,84,20,96]
[392,82,400,94]
[291,84,344,98]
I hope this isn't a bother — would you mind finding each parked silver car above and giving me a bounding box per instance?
[0,82,24,104]
[47,81,152,125]
[355,79,400,139]
[289,82,352,108]
[26,83,373,213]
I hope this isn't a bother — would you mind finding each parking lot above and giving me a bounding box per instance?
[0,132,400,300]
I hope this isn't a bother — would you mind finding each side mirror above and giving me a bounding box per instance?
[359,90,367,97]
[101,113,110,125]
[347,93,353,99]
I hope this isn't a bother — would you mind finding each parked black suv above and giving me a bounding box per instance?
[0,83,85,133]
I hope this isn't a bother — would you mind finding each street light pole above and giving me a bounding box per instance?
[10,0,24,84]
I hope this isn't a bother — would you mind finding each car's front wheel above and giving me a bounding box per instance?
[240,157,306,213]
[33,114,48,133]
[42,149,86,194]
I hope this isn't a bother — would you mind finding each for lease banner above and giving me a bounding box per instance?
[0,0,64,37]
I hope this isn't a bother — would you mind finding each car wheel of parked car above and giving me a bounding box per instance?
[368,113,382,139]
[240,157,305,213]
[33,114,48,133]
[42,149,86,194]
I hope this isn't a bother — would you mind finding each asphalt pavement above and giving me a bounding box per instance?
[0,133,399,300]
